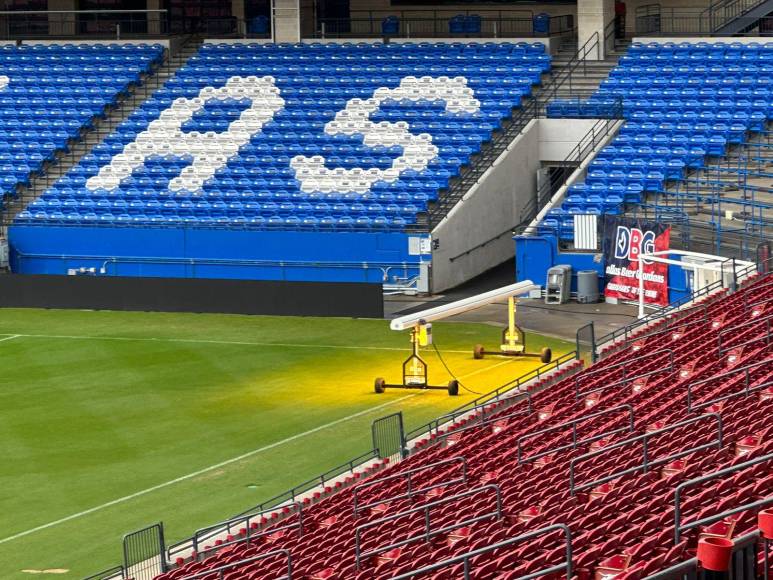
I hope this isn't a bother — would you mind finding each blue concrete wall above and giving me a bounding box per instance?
[9,225,428,283]
[515,234,695,304]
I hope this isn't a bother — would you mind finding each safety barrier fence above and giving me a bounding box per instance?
[314,12,575,39]
[516,404,635,464]
[674,452,773,542]
[687,357,773,412]
[352,456,468,517]
[354,484,503,569]
[569,413,723,495]
[165,448,379,562]
[391,523,573,580]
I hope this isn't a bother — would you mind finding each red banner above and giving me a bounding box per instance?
[603,217,671,306]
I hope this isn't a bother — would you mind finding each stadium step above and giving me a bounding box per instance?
[0,36,205,227]
[424,43,622,230]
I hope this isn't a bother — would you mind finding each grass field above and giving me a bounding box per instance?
[0,308,574,578]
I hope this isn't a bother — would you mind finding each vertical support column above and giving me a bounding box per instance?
[147,0,162,35]
[577,0,614,60]
[48,0,77,36]
[273,0,301,43]
[231,0,246,36]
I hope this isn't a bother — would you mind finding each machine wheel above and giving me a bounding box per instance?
[374,377,386,394]
[473,344,485,359]
[540,347,552,364]
[448,380,459,396]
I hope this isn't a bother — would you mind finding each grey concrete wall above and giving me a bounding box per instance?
[539,118,600,162]
[430,119,541,293]
[577,0,615,59]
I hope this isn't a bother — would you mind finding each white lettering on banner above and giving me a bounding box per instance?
[0,76,9,91]
[86,76,285,194]
[290,76,480,194]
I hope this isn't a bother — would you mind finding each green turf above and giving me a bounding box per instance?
[0,308,574,578]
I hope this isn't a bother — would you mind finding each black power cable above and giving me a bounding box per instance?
[431,340,483,395]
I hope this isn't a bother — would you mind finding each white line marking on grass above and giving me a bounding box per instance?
[0,333,473,354]
[0,334,20,343]
[0,394,415,546]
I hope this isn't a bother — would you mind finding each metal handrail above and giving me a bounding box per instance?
[569,413,723,495]
[674,452,773,542]
[516,404,635,464]
[352,456,468,517]
[574,348,675,393]
[404,350,578,441]
[191,502,303,559]
[642,532,760,579]
[427,29,609,229]
[166,448,379,559]
[575,358,675,399]
[717,313,773,354]
[354,484,503,569]
[81,566,124,580]
[391,523,573,580]
[176,550,293,580]
[687,357,773,412]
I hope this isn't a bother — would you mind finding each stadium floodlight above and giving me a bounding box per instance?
[376,280,538,396]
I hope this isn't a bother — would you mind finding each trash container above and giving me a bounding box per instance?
[533,12,550,35]
[248,16,269,34]
[449,15,466,34]
[464,14,482,33]
[381,16,399,35]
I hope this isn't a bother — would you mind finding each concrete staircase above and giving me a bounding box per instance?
[423,37,629,230]
[1,36,204,229]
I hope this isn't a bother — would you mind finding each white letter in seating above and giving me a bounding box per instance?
[86,76,284,194]
[290,76,480,194]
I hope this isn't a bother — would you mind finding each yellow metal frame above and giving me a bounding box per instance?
[501,296,526,353]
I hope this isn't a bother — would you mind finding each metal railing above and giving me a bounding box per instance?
[314,11,575,39]
[569,413,723,495]
[165,448,379,561]
[354,484,503,569]
[191,503,303,560]
[635,0,773,35]
[687,357,773,412]
[574,348,675,393]
[516,109,624,237]
[516,404,635,464]
[717,313,773,354]
[674,452,773,542]
[82,566,124,580]
[176,550,292,580]
[643,532,760,580]
[404,350,579,441]
[426,28,614,229]
[391,523,573,580]
[0,9,168,39]
[352,456,468,517]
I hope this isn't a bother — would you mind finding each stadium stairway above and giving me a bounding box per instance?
[149,271,773,580]
[425,38,626,229]
[536,41,773,259]
[0,38,203,231]
[629,129,773,257]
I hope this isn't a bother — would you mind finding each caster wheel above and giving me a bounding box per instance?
[448,380,459,396]
[374,377,386,394]
[473,344,485,359]
[540,347,552,364]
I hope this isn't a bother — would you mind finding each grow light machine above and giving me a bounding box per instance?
[374,280,539,396]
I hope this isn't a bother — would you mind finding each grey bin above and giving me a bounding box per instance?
[545,265,571,304]
[577,270,600,304]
